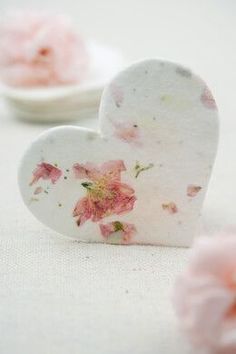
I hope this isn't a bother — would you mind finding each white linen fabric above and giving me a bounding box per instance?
[0,97,235,354]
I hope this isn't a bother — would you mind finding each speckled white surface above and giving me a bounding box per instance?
[18,60,218,247]
[0,1,236,354]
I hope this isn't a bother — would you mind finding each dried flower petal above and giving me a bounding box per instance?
[30,162,62,185]
[112,122,141,145]
[187,185,202,197]
[34,186,43,195]
[162,202,178,214]
[99,221,137,244]
[201,87,217,110]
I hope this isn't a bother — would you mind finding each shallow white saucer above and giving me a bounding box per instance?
[2,41,124,122]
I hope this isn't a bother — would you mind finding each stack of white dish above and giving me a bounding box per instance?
[1,41,124,122]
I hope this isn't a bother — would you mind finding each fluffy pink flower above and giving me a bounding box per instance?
[201,86,217,109]
[99,221,137,244]
[113,122,141,145]
[73,160,136,226]
[173,234,236,354]
[187,184,202,197]
[0,11,89,87]
[30,162,62,185]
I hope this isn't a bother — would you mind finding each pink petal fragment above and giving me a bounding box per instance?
[99,221,137,244]
[187,184,202,197]
[112,122,141,145]
[30,162,62,185]
[201,86,217,110]
[73,162,100,181]
[34,186,43,195]
[162,202,178,214]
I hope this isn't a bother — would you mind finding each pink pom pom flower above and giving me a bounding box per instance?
[173,233,236,354]
[0,11,89,87]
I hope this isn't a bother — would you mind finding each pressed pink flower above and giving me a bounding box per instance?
[30,162,62,185]
[201,86,217,110]
[187,184,202,197]
[72,160,136,226]
[173,233,236,354]
[162,202,178,214]
[0,11,89,87]
[99,221,137,244]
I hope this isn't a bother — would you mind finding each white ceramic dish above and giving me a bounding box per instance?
[1,41,124,122]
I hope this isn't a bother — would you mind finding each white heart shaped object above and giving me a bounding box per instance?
[18,59,219,246]
[2,41,123,122]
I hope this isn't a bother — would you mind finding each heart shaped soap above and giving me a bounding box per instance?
[18,59,219,246]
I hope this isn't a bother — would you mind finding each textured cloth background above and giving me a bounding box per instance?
[0,1,236,353]
[0,103,191,354]
[0,97,235,354]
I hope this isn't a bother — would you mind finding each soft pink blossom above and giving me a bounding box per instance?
[99,221,137,244]
[0,11,89,87]
[30,162,62,185]
[187,184,202,197]
[162,202,178,214]
[72,160,136,226]
[201,86,217,110]
[113,122,141,145]
[173,234,236,354]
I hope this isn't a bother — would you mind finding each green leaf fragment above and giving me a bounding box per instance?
[113,221,124,232]
[81,182,93,190]
[134,162,154,178]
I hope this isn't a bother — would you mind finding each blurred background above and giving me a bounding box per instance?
[0,0,235,127]
[0,1,235,354]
